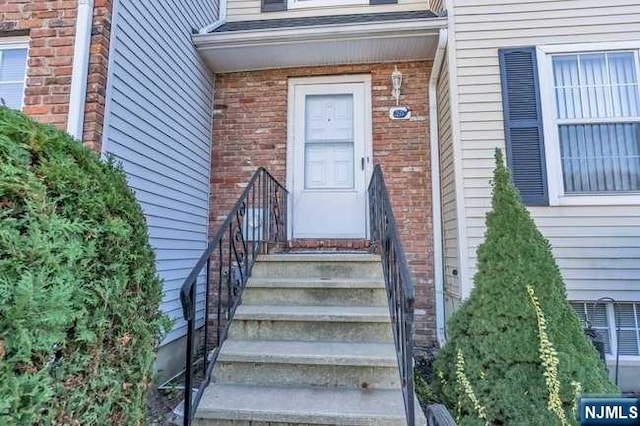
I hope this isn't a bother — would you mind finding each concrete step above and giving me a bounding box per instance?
[218,340,397,366]
[228,305,393,343]
[194,383,426,426]
[233,305,390,322]
[251,254,383,280]
[214,340,400,389]
[187,252,427,425]
[243,277,387,307]
[248,277,386,289]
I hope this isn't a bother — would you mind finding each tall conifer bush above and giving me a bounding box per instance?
[433,149,617,425]
[0,107,167,425]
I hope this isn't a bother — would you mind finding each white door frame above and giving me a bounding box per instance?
[286,74,373,239]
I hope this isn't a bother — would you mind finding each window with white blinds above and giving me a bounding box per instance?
[551,51,640,194]
[0,41,28,110]
[616,303,640,356]
[571,301,640,357]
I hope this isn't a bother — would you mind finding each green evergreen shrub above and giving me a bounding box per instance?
[433,149,617,425]
[0,107,167,425]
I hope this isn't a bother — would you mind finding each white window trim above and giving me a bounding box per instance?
[287,0,366,10]
[606,302,640,362]
[0,37,29,111]
[537,41,640,206]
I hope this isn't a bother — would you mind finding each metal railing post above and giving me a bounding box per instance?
[179,168,288,426]
[183,282,195,426]
[367,165,416,426]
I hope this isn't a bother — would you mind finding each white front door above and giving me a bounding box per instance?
[289,76,372,239]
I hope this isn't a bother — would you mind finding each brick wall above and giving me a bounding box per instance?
[83,0,112,151]
[0,0,113,152]
[212,62,436,346]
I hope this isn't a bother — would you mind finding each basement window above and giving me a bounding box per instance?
[572,301,640,357]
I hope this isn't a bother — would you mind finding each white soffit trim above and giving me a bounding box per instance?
[194,18,447,72]
[196,18,447,46]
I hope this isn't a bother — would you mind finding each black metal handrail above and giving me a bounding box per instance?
[368,165,416,426]
[179,167,288,426]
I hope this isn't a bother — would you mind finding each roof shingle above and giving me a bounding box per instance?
[211,10,438,33]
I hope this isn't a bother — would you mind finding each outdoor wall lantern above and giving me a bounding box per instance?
[391,66,403,105]
[389,66,411,120]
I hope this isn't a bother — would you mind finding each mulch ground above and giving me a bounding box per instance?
[146,386,182,426]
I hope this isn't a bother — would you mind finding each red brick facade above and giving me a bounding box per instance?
[83,0,112,151]
[0,0,113,152]
[211,62,436,346]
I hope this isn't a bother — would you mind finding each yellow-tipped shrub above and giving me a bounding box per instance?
[433,149,617,425]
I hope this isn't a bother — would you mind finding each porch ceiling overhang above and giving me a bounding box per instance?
[193,11,447,73]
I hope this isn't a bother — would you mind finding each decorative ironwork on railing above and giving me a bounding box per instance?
[368,165,416,426]
[179,167,288,426]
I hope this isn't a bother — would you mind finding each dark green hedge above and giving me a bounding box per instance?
[0,107,167,425]
[433,149,617,426]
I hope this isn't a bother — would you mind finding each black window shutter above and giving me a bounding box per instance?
[370,0,397,5]
[262,0,286,12]
[498,47,549,206]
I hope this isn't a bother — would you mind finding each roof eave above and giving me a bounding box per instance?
[193,17,447,50]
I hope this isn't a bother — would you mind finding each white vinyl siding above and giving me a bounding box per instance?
[437,53,461,307]
[102,0,217,344]
[227,0,428,22]
[450,0,640,301]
